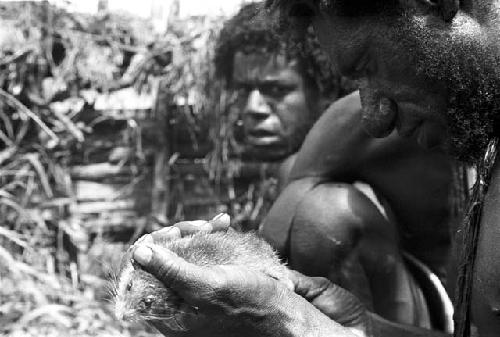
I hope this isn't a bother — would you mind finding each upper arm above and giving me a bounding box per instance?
[289,92,370,181]
[288,183,392,276]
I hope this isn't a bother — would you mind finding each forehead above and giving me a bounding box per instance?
[268,0,398,17]
[232,51,301,84]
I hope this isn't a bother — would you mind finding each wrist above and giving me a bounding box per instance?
[260,286,361,337]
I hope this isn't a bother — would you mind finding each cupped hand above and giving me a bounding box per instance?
[132,241,362,337]
[129,215,366,337]
[134,242,292,332]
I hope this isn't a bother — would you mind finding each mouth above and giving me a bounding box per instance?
[245,129,281,146]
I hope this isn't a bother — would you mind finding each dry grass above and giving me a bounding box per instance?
[0,3,168,336]
[0,2,272,335]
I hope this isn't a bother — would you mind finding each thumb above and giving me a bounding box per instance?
[209,213,231,231]
[290,271,366,328]
[132,244,217,305]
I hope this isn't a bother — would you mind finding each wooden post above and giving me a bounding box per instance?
[151,80,171,226]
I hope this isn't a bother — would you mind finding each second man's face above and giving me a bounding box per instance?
[232,51,316,160]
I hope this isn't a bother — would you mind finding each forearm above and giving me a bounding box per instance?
[263,290,360,337]
[274,296,451,337]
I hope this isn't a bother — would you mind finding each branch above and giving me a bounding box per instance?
[0,88,59,145]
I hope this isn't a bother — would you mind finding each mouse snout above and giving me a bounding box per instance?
[138,297,154,311]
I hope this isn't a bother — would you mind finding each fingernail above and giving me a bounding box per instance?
[210,213,226,222]
[210,213,230,224]
[133,246,153,265]
[137,234,153,244]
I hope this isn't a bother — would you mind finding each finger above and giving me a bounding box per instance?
[289,270,331,299]
[126,234,154,257]
[151,226,181,245]
[439,0,459,22]
[132,244,217,305]
[289,271,365,327]
[174,220,213,236]
[135,233,154,245]
[208,213,231,232]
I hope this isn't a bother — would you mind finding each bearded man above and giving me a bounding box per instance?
[222,1,458,331]
[128,1,500,337]
[218,3,456,330]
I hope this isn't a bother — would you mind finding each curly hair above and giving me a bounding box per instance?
[214,2,355,99]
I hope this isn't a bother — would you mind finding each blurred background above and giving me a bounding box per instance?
[0,1,285,336]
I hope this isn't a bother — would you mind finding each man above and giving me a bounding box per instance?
[220,2,456,330]
[215,2,354,166]
[262,1,500,336]
[215,2,355,228]
[131,1,500,336]
[261,90,457,330]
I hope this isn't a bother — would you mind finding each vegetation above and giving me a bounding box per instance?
[0,1,231,335]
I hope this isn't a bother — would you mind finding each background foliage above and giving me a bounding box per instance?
[0,1,235,336]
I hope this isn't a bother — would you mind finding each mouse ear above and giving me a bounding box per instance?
[439,0,459,22]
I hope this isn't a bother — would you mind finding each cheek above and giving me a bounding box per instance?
[277,91,310,133]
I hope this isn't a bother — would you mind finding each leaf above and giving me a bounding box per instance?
[0,146,16,166]
[14,304,73,329]
[0,88,59,145]
[21,153,53,198]
[0,226,30,250]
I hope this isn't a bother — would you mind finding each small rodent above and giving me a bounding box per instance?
[112,230,291,336]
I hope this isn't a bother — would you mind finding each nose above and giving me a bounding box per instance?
[244,89,272,119]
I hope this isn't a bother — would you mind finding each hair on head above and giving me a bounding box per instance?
[215,1,353,100]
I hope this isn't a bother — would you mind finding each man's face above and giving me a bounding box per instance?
[291,1,500,162]
[232,51,317,161]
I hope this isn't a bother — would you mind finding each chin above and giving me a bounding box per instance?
[242,145,294,162]
[446,107,494,165]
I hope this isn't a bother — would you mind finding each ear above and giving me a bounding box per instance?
[437,0,459,21]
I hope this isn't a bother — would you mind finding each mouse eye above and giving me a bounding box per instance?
[126,281,132,291]
[143,297,154,308]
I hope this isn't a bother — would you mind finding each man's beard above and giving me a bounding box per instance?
[403,19,500,164]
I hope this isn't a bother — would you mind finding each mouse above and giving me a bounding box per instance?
[112,230,291,336]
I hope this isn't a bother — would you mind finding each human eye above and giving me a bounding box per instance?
[234,83,252,93]
[261,83,294,97]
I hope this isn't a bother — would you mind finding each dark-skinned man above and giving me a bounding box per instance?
[216,7,455,329]
[220,2,457,330]
[129,1,500,336]
[217,12,456,327]
[215,2,348,163]
[216,3,358,230]
[261,89,457,330]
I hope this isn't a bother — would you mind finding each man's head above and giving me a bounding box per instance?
[215,2,354,161]
[266,0,500,163]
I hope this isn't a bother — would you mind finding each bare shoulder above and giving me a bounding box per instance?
[293,182,386,231]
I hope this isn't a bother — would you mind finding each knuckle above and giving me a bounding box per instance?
[206,268,231,298]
